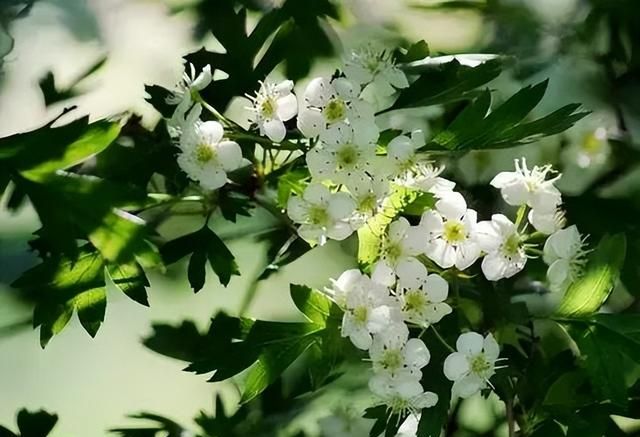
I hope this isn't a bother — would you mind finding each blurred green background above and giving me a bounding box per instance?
[1,0,637,435]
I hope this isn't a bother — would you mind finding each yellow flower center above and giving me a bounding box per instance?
[336,145,358,168]
[195,144,215,163]
[384,241,403,264]
[470,354,491,375]
[404,290,427,313]
[353,306,368,324]
[358,193,377,213]
[443,221,466,243]
[260,97,277,119]
[502,233,521,256]
[380,349,404,371]
[323,98,347,123]
[581,131,604,155]
[307,205,329,225]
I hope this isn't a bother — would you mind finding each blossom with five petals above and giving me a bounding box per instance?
[246,80,298,142]
[443,332,501,399]
[476,214,527,281]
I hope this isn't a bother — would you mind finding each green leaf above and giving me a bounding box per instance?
[425,81,589,151]
[106,261,150,306]
[290,284,332,324]
[399,40,430,63]
[357,186,420,271]
[143,321,204,362]
[556,233,626,317]
[1,117,120,179]
[13,248,106,346]
[110,413,185,437]
[15,409,58,437]
[161,225,240,291]
[390,58,502,110]
[530,421,565,437]
[240,334,317,403]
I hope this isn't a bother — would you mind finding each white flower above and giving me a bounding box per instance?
[297,76,378,143]
[386,130,423,177]
[397,268,451,327]
[443,332,501,399]
[246,80,298,142]
[306,123,377,184]
[490,158,562,212]
[528,208,566,235]
[287,184,356,246]
[372,217,427,287]
[327,269,399,350]
[167,63,212,106]
[369,372,438,415]
[543,225,589,292]
[369,323,430,377]
[344,45,409,97]
[419,192,481,270]
[177,110,243,191]
[345,174,389,229]
[476,214,527,281]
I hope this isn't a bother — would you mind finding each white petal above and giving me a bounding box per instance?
[403,226,428,255]
[397,261,429,291]
[425,239,456,269]
[344,63,373,85]
[492,214,516,235]
[388,135,415,161]
[424,274,448,302]
[528,209,558,235]
[483,334,500,361]
[198,121,224,145]
[443,352,470,381]
[414,392,439,409]
[216,140,243,172]
[383,67,409,89]
[275,80,294,95]
[372,261,396,287]
[303,183,331,204]
[456,332,484,355]
[192,64,212,90]
[500,180,529,206]
[368,306,394,334]
[388,217,410,241]
[298,224,325,245]
[198,167,227,191]
[475,220,502,252]
[455,241,481,271]
[436,192,467,220]
[350,118,379,145]
[404,338,431,369]
[490,171,518,189]
[547,259,570,288]
[453,375,484,399]
[328,193,356,220]
[530,185,562,211]
[304,77,331,106]
[333,77,356,100]
[297,108,325,138]
[320,123,353,146]
[263,119,286,142]
[420,211,444,233]
[424,303,452,324]
[481,253,509,281]
[275,93,298,121]
[306,147,337,181]
[286,196,308,223]
[349,327,373,350]
[327,221,355,241]
[373,74,396,97]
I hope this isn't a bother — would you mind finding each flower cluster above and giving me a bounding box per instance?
[161,53,592,418]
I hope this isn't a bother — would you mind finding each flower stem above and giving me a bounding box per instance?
[431,325,455,353]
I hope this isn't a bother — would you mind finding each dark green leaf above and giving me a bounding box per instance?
[399,40,430,63]
[106,261,150,306]
[390,59,502,110]
[15,409,58,437]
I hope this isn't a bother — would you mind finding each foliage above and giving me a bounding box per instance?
[2,1,640,436]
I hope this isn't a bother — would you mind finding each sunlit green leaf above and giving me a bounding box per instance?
[556,233,626,317]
